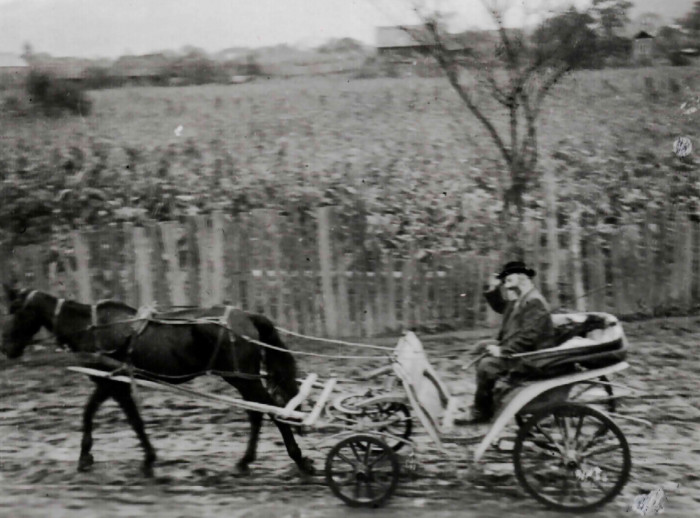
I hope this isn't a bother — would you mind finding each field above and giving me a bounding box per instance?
[1,66,698,255]
[1,318,699,517]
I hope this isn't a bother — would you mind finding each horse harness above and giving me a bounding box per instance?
[19,290,260,381]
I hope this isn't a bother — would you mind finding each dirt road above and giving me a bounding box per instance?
[1,318,699,517]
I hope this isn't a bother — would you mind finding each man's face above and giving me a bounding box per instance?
[503,274,522,301]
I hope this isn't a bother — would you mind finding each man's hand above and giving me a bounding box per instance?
[486,344,501,358]
[487,274,501,291]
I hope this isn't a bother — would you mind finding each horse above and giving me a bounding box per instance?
[1,285,314,478]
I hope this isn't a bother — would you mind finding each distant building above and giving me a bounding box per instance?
[632,31,655,64]
[0,53,29,87]
[112,53,170,85]
[375,24,471,76]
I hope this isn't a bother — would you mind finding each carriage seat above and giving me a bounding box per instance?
[511,312,628,378]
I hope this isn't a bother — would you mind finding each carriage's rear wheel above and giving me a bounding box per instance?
[325,434,400,508]
[513,402,631,513]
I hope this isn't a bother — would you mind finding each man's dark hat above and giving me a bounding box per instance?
[497,261,536,280]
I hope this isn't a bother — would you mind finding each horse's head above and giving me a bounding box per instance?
[1,285,43,359]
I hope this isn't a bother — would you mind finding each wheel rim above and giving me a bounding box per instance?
[514,404,631,512]
[325,434,399,507]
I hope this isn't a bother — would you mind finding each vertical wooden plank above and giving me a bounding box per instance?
[196,216,212,307]
[485,252,499,328]
[456,253,469,326]
[133,226,153,306]
[545,223,560,309]
[336,252,351,337]
[385,254,397,332]
[252,209,274,318]
[225,215,242,307]
[30,245,48,290]
[269,212,286,325]
[473,255,485,327]
[185,217,200,306]
[72,231,92,303]
[160,221,187,306]
[610,229,630,315]
[317,207,338,336]
[640,208,655,313]
[584,234,606,312]
[279,216,299,332]
[402,243,416,330]
[122,222,137,307]
[149,223,169,307]
[291,212,309,333]
[211,212,226,305]
[569,204,586,311]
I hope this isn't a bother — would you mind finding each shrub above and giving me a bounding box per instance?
[26,70,93,116]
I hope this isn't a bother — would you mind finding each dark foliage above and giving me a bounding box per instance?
[25,70,92,116]
[532,8,599,69]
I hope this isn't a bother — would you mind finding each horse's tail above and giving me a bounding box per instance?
[248,314,299,403]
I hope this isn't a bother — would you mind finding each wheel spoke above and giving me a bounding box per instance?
[533,421,566,455]
[573,414,584,446]
[349,441,362,462]
[581,443,622,459]
[336,451,357,468]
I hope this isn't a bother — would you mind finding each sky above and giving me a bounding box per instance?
[0,0,695,58]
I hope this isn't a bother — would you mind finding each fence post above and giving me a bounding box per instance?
[72,231,92,303]
[132,226,153,306]
[212,212,226,305]
[569,203,586,311]
[544,166,560,308]
[317,207,339,336]
[160,221,187,306]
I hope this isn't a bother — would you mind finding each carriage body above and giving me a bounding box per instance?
[324,313,635,511]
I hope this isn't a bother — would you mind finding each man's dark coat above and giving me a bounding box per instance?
[484,285,554,355]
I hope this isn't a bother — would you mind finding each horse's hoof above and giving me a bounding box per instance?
[142,463,155,478]
[77,454,94,472]
[232,463,251,477]
[299,456,315,476]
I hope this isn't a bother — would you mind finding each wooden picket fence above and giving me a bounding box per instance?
[2,205,699,338]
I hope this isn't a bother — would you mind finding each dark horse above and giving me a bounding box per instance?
[1,286,314,477]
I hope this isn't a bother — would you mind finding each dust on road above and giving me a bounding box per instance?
[1,318,699,517]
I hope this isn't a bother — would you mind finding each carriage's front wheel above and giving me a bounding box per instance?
[513,402,631,513]
[329,394,412,451]
[325,434,400,508]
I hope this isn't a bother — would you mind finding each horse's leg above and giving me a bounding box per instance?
[224,378,264,474]
[78,382,111,472]
[225,378,314,476]
[111,384,157,477]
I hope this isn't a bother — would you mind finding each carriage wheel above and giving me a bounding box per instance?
[513,403,631,513]
[331,394,412,451]
[325,434,400,508]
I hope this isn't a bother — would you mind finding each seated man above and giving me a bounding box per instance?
[467,261,554,423]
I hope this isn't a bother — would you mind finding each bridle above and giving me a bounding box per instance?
[17,289,66,332]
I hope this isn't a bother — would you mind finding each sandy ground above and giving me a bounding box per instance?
[1,318,699,517]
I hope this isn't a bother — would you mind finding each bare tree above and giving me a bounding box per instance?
[405,0,587,252]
